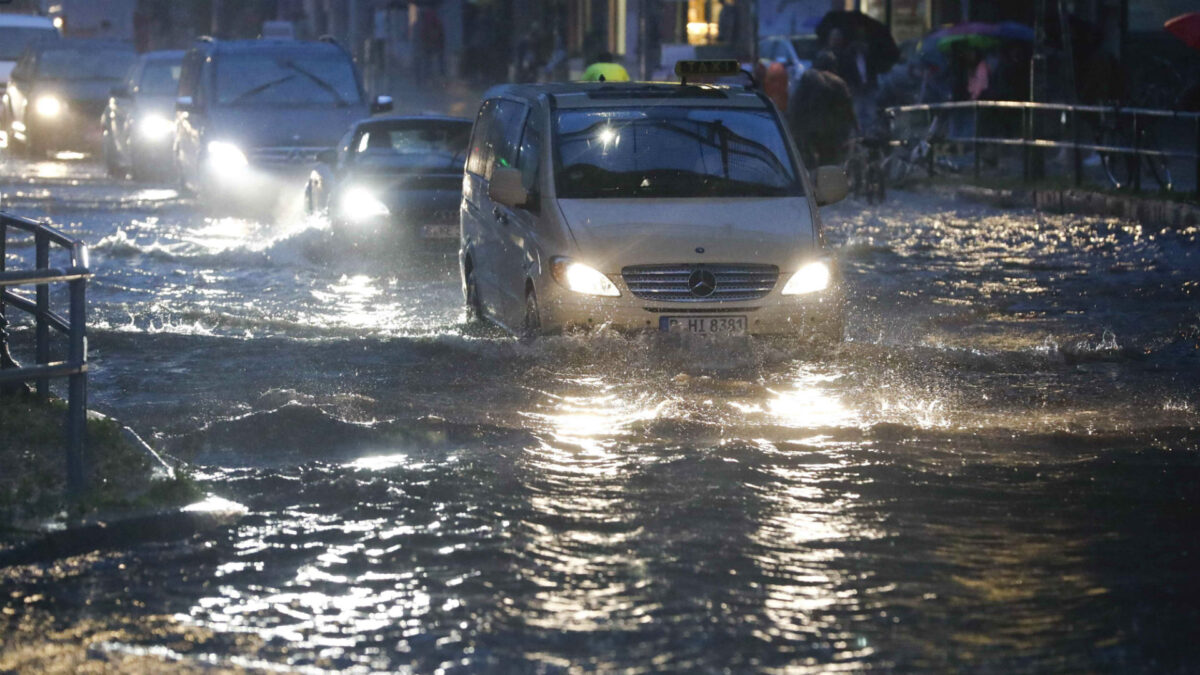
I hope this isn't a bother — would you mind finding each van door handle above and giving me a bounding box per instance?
[492,207,508,225]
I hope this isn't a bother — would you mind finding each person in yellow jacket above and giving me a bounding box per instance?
[581,52,630,82]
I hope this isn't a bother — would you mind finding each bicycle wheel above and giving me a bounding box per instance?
[1140,128,1173,191]
[1099,123,1135,190]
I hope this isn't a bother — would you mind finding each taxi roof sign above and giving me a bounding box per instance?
[674,60,742,79]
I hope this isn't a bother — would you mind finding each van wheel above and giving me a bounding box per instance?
[521,286,541,340]
[464,263,483,322]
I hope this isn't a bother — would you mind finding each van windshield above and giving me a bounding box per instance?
[140,60,181,95]
[216,53,361,106]
[554,107,802,198]
[0,27,56,61]
[39,49,134,80]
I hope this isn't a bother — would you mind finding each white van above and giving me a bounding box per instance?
[0,14,58,88]
[459,78,847,341]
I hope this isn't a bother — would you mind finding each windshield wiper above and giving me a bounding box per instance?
[229,74,296,104]
[284,61,348,105]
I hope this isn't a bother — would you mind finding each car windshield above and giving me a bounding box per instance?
[38,48,134,80]
[352,122,472,171]
[139,60,181,95]
[216,53,361,105]
[0,27,56,61]
[554,107,801,198]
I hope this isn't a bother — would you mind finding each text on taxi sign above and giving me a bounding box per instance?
[674,60,741,78]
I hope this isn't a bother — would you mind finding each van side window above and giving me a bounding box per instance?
[466,99,497,177]
[467,99,527,180]
[178,51,202,99]
[516,114,542,192]
[493,101,526,175]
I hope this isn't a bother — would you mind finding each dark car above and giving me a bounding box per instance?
[2,39,136,157]
[306,115,471,243]
[174,37,392,210]
[101,50,184,180]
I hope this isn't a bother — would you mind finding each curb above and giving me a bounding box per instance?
[955,185,1200,228]
[0,498,246,568]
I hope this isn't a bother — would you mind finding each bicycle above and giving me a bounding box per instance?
[877,113,948,188]
[844,135,887,204]
[1095,105,1173,192]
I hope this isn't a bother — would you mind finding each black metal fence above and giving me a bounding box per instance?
[884,100,1200,197]
[0,212,91,495]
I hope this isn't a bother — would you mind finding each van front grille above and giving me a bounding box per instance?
[621,264,778,303]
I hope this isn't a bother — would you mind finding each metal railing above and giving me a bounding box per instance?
[0,211,91,495]
[884,100,1200,196]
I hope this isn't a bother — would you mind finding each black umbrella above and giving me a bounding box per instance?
[815,10,901,75]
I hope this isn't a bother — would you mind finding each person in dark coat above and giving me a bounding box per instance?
[788,50,858,167]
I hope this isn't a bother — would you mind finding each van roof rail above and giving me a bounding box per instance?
[195,35,215,43]
[317,34,339,45]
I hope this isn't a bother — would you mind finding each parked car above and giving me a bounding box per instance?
[306,115,472,243]
[2,39,136,157]
[101,49,184,180]
[758,34,821,98]
[174,37,392,210]
[459,75,848,340]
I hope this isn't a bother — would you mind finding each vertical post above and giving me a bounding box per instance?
[65,277,87,497]
[0,220,14,377]
[973,101,981,181]
[1072,107,1082,187]
[1131,112,1141,192]
[1022,106,1031,182]
[35,231,49,398]
[1194,115,1199,198]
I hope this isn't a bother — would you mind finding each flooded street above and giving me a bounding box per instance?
[2,155,1199,672]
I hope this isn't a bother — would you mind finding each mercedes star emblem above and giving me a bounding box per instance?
[688,269,717,298]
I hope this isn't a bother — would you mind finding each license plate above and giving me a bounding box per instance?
[660,316,747,335]
[420,223,458,239]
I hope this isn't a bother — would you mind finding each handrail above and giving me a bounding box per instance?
[0,210,91,496]
[889,99,1200,120]
[883,100,1200,195]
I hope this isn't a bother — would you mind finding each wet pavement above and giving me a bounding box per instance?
[1,155,1199,672]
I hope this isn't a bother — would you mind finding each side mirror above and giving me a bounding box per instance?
[316,148,336,164]
[488,167,528,208]
[371,95,393,114]
[813,165,848,206]
[175,95,194,112]
[110,84,131,98]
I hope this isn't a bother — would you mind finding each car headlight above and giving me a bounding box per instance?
[340,186,390,222]
[139,114,174,140]
[207,140,248,171]
[35,95,61,117]
[550,257,620,297]
[781,260,831,295]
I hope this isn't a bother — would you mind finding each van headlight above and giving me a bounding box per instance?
[550,257,620,297]
[339,186,390,222]
[781,260,831,295]
[207,140,248,171]
[139,114,174,140]
[35,95,62,117]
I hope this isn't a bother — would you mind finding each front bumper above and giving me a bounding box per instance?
[536,271,845,336]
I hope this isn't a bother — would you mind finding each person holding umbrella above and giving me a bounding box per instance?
[1166,12,1200,110]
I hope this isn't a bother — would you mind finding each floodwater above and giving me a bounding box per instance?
[2,156,1199,672]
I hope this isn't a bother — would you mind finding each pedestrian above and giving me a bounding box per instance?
[415,7,445,84]
[581,52,630,82]
[717,0,739,46]
[788,50,857,167]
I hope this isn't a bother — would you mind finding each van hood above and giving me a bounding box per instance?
[207,104,367,148]
[556,198,817,271]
